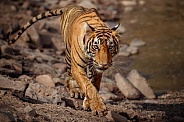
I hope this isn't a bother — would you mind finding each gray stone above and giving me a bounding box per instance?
[24,105,33,113]
[52,63,67,74]
[121,0,136,6]
[51,36,64,50]
[0,75,26,91]
[130,39,146,47]
[36,75,55,88]
[100,92,118,101]
[126,46,139,55]
[115,73,141,99]
[78,0,97,8]
[118,52,130,57]
[33,63,57,76]
[10,5,17,12]
[127,69,156,99]
[25,83,63,104]
[22,1,30,9]
[27,25,40,46]
[106,111,128,122]
[59,0,72,7]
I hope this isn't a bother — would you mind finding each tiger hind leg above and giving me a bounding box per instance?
[65,76,84,99]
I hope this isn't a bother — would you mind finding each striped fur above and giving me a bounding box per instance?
[7,5,120,116]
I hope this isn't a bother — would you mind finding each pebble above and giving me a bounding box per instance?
[130,39,146,47]
[127,69,156,99]
[24,105,33,113]
[126,46,139,55]
[22,1,30,10]
[118,52,130,57]
[100,92,118,101]
[115,73,141,99]
[106,111,128,122]
[36,75,55,88]
[59,0,72,7]
[10,5,17,12]
[121,0,137,6]
[78,0,97,8]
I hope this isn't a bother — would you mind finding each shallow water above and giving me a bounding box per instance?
[121,0,184,91]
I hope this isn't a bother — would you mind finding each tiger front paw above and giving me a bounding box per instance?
[83,95,107,116]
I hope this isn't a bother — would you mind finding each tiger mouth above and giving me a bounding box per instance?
[94,62,112,71]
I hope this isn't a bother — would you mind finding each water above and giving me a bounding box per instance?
[121,0,184,91]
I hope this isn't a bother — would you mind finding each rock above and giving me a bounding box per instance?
[126,46,138,55]
[52,63,67,74]
[22,1,30,9]
[100,92,118,101]
[118,52,130,57]
[121,0,136,6]
[24,105,33,113]
[51,36,64,50]
[59,0,72,7]
[78,0,97,8]
[124,6,134,12]
[139,0,145,5]
[0,75,26,91]
[130,39,146,47]
[33,63,57,76]
[127,69,156,99]
[36,75,55,88]
[27,25,40,46]
[100,82,117,92]
[115,73,141,99]
[120,44,128,52]
[0,111,15,122]
[25,83,63,104]
[10,5,17,12]
[106,111,128,122]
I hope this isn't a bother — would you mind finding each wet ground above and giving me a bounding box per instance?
[122,0,184,91]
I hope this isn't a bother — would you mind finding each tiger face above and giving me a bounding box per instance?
[84,24,119,72]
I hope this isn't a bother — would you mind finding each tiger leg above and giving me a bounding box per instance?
[72,70,106,116]
[65,76,84,99]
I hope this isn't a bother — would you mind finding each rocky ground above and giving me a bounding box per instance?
[0,0,184,122]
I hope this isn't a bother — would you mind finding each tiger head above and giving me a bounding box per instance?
[84,23,120,72]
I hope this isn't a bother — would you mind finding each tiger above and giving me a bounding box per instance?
[7,5,120,116]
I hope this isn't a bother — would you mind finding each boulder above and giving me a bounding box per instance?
[115,73,141,99]
[127,69,156,99]
[36,75,55,88]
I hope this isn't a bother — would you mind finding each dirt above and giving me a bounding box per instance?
[0,0,184,122]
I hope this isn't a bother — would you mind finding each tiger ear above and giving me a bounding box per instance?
[111,23,120,31]
[84,22,95,32]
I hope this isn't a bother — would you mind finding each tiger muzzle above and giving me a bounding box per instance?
[94,61,112,71]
